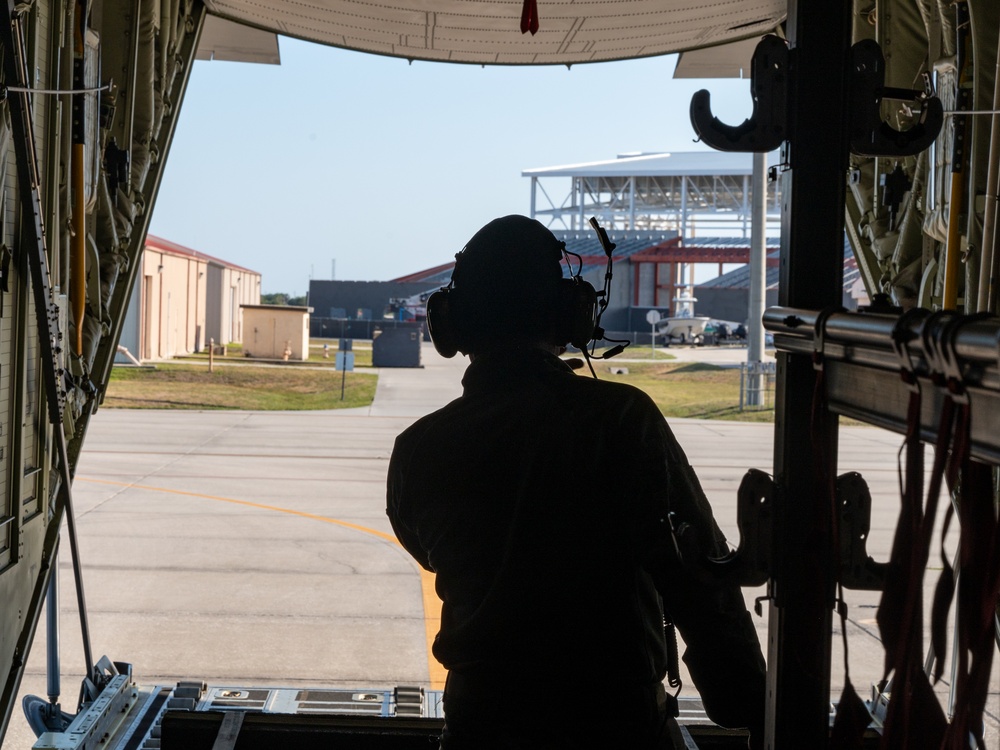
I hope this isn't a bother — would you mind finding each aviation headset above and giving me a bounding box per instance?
[426,217,598,358]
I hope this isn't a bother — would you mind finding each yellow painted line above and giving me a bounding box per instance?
[418,568,448,689]
[77,476,447,689]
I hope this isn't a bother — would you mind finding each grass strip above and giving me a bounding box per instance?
[105,363,376,410]
[586,361,774,422]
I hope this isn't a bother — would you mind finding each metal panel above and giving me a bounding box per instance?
[204,0,784,66]
[0,234,15,573]
[195,14,280,64]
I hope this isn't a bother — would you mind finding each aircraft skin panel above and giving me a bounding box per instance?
[3,0,1000,747]
[0,248,14,575]
[0,0,209,742]
[202,0,786,65]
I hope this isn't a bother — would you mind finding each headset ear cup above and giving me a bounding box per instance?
[426,289,461,358]
[555,278,597,349]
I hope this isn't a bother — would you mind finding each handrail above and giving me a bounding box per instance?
[764,306,1000,462]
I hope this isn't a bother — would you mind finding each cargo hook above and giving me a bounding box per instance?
[689,35,789,153]
[849,39,943,157]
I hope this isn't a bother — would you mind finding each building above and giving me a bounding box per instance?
[385,151,864,332]
[524,150,783,236]
[117,235,261,362]
[309,151,855,335]
[241,304,311,360]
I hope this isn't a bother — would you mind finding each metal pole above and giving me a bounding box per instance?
[46,554,59,705]
[976,32,1000,313]
[747,151,768,406]
[766,1,851,746]
[680,175,688,238]
[739,363,746,411]
[629,176,636,229]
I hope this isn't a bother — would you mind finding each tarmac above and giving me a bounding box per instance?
[4,343,997,747]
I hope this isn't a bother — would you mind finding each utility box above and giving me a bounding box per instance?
[372,325,422,367]
[242,304,312,361]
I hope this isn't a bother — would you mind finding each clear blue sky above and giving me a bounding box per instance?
[149,37,754,296]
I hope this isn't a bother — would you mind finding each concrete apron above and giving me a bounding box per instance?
[5,343,993,747]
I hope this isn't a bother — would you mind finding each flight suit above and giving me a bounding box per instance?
[387,347,765,748]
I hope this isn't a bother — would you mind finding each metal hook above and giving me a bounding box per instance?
[812,305,845,372]
[683,468,774,587]
[849,39,944,157]
[837,472,887,590]
[919,310,959,389]
[891,307,930,393]
[689,35,789,153]
[938,313,991,404]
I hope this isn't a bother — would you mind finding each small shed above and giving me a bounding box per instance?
[241,304,312,361]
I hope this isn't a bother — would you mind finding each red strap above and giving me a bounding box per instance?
[520,0,539,35]
[879,394,951,750]
[811,308,876,748]
[878,313,958,750]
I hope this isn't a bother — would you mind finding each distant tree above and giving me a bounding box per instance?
[260,293,307,306]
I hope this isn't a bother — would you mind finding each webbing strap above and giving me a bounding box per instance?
[210,711,246,750]
[807,307,874,749]
[936,314,999,750]
[877,312,956,750]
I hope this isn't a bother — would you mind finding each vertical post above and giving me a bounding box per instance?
[743,173,750,237]
[680,175,688,238]
[747,152,768,406]
[208,337,214,373]
[46,556,59,705]
[629,176,636,229]
[767,1,851,747]
[739,363,746,411]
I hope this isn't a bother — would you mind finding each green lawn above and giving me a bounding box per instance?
[588,345,677,361]
[179,340,374,368]
[105,363,376,410]
[105,354,772,421]
[583,361,774,422]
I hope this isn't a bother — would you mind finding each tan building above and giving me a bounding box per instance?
[241,305,311,361]
[118,235,261,361]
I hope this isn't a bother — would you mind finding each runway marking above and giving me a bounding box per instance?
[77,476,448,690]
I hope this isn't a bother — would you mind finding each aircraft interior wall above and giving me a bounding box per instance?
[4,0,1000,747]
[845,0,1000,314]
[0,0,207,739]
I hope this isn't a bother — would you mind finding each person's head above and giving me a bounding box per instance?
[427,215,595,357]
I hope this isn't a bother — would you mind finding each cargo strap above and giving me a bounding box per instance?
[877,311,959,750]
[210,711,246,750]
[806,307,875,748]
[935,314,1000,750]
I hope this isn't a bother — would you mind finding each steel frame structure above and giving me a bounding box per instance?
[528,171,782,235]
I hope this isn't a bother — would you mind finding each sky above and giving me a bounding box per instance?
[148,36,755,296]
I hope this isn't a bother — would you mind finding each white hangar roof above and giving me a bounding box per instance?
[523,150,783,178]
